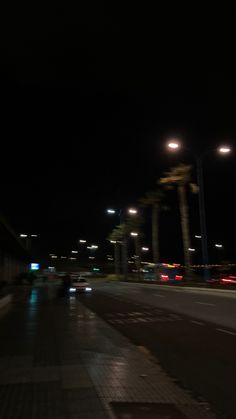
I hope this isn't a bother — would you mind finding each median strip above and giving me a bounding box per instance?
[190,320,205,326]
[216,328,236,336]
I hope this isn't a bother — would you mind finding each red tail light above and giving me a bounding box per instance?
[221,277,236,284]
[175,275,183,280]
[161,275,169,280]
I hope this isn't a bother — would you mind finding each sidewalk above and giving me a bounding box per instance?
[0,285,215,418]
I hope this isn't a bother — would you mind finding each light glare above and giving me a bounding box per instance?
[218,146,231,154]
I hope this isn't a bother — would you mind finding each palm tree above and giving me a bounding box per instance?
[159,164,198,272]
[108,223,130,278]
[126,215,144,274]
[108,228,122,275]
[139,189,165,266]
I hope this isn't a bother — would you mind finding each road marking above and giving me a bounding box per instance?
[195,302,215,307]
[154,294,165,298]
[190,320,205,326]
[216,328,236,336]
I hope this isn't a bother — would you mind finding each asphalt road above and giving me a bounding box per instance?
[79,279,236,419]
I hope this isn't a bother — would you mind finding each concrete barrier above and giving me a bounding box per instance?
[0,294,12,309]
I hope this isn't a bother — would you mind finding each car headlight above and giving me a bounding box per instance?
[69,287,76,292]
[85,287,92,291]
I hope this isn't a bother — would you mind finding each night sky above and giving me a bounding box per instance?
[1,4,236,265]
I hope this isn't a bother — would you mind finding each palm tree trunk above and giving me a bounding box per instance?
[178,184,191,270]
[134,236,141,278]
[122,237,128,279]
[114,242,120,275]
[152,204,160,264]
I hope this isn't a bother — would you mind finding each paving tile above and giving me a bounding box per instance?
[0,287,215,419]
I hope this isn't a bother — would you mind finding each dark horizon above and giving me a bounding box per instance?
[1,4,236,266]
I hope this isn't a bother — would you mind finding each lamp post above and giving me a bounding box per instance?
[106,207,138,279]
[167,140,231,281]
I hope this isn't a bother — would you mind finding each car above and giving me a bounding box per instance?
[207,274,236,286]
[69,277,92,293]
[143,263,184,283]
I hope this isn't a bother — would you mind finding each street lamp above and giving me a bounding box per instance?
[107,206,138,278]
[167,140,232,280]
[107,209,116,214]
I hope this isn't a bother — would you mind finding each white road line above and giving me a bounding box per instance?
[190,320,205,326]
[195,302,215,307]
[216,328,236,336]
[154,294,165,298]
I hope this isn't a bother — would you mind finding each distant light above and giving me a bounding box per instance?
[107,254,112,257]
[195,235,202,239]
[51,255,58,259]
[85,287,92,291]
[69,288,76,292]
[130,232,138,237]
[142,247,149,251]
[91,245,98,249]
[107,209,116,214]
[69,257,77,260]
[110,240,116,244]
[108,258,114,261]
[71,250,78,254]
[128,208,137,214]
[167,141,180,150]
[87,246,93,249]
[215,244,223,248]
[48,266,55,271]
[89,256,95,259]
[188,248,196,252]
[61,256,67,259]
[49,254,55,256]
[218,146,231,154]
[31,234,38,238]
[20,234,28,238]
[93,268,100,272]
[30,263,40,271]
[79,240,87,243]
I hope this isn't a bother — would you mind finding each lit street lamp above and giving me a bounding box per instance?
[106,206,138,279]
[167,140,232,280]
[215,243,224,264]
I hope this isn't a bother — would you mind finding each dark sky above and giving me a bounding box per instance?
[1,4,236,264]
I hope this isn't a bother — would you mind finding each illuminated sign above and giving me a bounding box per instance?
[30,263,40,271]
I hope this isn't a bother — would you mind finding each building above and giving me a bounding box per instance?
[0,215,30,283]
